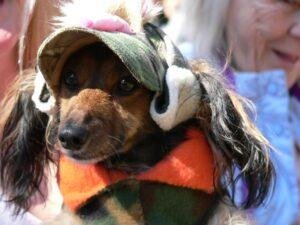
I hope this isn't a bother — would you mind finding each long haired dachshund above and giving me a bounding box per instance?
[0,0,274,224]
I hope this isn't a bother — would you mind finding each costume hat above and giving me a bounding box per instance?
[32,0,201,131]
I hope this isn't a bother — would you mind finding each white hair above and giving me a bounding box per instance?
[19,0,69,72]
[168,0,230,64]
[56,0,161,33]
[18,0,36,72]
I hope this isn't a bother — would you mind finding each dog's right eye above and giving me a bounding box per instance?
[114,76,138,96]
[62,70,79,90]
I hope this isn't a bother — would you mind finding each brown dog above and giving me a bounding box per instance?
[0,42,274,225]
[0,4,274,225]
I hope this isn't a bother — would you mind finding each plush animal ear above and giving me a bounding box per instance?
[0,71,50,214]
[144,23,201,130]
[150,65,201,130]
[31,68,56,115]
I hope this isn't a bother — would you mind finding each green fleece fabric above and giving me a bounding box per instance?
[77,179,219,225]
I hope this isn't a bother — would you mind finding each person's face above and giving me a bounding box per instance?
[0,0,23,55]
[226,0,300,87]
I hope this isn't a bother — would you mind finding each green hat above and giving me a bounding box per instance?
[34,24,198,131]
[37,26,165,92]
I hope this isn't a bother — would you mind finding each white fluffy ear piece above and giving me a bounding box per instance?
[31,70,56,115]
[150,65,201,131]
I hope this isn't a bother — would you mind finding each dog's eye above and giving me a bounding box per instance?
[116,76,137,95]
[63,70,79,90]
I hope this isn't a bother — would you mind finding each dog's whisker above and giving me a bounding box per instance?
[106,138,121,157]
[108,135,123,145]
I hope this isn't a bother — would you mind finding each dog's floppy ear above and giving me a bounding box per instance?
[144,24,201,131]
[191,62,274,209]
[0,71,50,214]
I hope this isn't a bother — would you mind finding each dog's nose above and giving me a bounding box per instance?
[58,124,89,150]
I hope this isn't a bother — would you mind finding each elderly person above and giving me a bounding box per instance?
[168,0,300,224]
[0,0,66,224]
[0,0,34,98]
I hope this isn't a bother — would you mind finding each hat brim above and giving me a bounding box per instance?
[37,27,164,92]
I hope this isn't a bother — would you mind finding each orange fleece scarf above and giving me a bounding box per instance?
[58,129,215,212]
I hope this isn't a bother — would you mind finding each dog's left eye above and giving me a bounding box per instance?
[63,70,79,90]
[115,77,137,95]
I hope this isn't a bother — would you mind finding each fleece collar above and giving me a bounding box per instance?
[58,129,215,212]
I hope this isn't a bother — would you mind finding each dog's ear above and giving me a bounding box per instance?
[144,23,201,131]
[0,71,50,214]
[192,62,274,209]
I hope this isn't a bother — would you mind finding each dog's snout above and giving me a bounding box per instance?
[58,124,89,150]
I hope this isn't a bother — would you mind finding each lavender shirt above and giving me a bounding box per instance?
[234,69,299,225]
